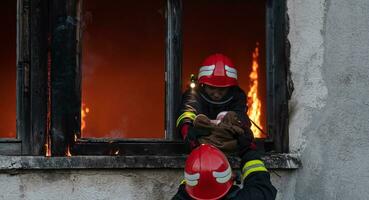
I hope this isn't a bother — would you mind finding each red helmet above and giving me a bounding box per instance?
[184,144,233,200]
[198,54,238,87]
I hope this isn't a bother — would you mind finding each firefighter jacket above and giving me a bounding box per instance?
[176,86,252,139]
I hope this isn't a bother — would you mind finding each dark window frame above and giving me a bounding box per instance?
[0,0,49,156]
[0,0,290,156]
[266,0,292,153]
[56,0,186,156]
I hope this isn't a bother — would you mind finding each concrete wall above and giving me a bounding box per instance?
[1,0,369,199]
[0,170,183,200]
[281,0,369,199]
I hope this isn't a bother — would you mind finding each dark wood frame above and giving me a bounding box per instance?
[70,0,186,156]
[266,0,291,153]
[0,0,49,155]
[0,0,28,155]
[50,0,80,156]
[0,0,290,156]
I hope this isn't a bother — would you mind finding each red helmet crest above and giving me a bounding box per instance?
[184,144,233,200]
[198,54,238,87]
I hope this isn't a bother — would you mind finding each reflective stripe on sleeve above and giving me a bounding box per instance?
[180,179,186,185]
[241,159,268,180]
[176,112,196,127]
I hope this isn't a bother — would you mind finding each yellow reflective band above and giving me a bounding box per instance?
[180,179,186,185]
[242,166,268,180]
[242,160,264,173]
[176,112,196,127]
[241,160,268,180]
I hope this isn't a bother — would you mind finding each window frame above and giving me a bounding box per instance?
[53,0,186,156]
[265,0,292,153]
[71,0,291,155]
[0,0,25,155]
[0,0,290,156]
[0,0,49,156]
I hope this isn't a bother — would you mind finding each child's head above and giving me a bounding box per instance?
[216,111,229,121]
[210,111,229,125]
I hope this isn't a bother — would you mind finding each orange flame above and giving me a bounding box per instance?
[45,35,52,157]
[81,103,90,131]
[247,44,265,138]
[45,142,51,157]
[66,145,72,157]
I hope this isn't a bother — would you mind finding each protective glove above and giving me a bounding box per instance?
[236,130,253,154]
[236,129,259,163]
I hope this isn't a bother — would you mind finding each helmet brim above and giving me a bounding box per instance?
[185,180,233,200]
[198,76,238,88]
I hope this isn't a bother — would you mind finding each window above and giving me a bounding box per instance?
[54,0,185,156]
[1,0,290,157]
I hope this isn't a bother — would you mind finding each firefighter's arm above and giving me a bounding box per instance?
[177,90,210,149]
[229,132,277,200]
[228,152,277,200]
[176,90,199,135]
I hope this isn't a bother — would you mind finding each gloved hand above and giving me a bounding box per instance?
[235,129,256,160]
[181,123,211,149]
[222,111,242,127]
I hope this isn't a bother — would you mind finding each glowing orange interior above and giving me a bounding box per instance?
[81,0,165,138]
[0,0,16,138]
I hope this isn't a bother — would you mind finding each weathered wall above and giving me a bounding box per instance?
[0,170,183,200]
[282,0,369,199]
[1,0,369,199]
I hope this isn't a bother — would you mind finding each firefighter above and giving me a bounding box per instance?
[172,133,277,200]
[176,53,252,149]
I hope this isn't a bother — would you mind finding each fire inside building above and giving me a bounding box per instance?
[1,0,283,157]
[0,3,293,197]
[81,0,267,139]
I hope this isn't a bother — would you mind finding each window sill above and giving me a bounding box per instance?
[0,153,301,170]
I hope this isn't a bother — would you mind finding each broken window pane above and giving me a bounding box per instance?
[182,0,267,138]
[0,0,16,138]
[81,0,165,138]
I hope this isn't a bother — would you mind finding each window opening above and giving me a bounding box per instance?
[14,0,288,156]
[81,0,166,139]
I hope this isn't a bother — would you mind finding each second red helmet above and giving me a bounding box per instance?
[198,54,238,87]
[184,144,234,200]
